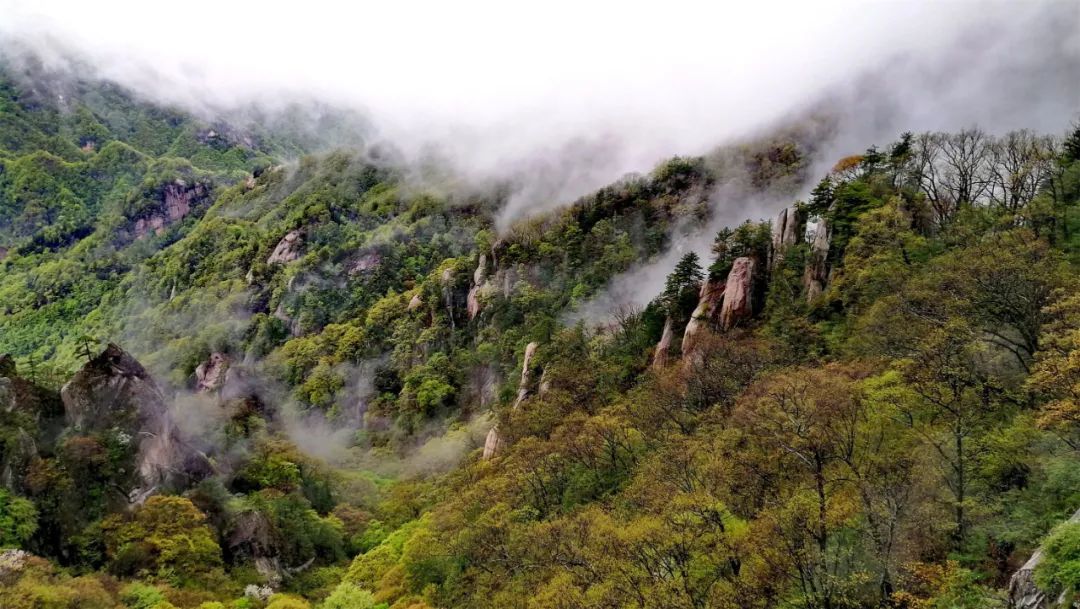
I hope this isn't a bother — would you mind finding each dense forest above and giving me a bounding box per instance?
[2,55,1080,609]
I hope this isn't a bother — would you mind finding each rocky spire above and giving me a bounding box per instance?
[512,342,539,409]
[720,257,755,329]
[652,317,675,370]
[467,254,489,320]
[482,426,503,460]
[483,341,539,459]
[771,205,805,269]
[681,278,725,361]
[803,219,830,301]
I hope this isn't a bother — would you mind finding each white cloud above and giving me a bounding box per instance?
[2,0,1077,222]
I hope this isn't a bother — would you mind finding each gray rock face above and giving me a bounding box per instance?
[348,252,382,275]
[803,219,830,301]
[1009,507,1080,609]
[131,180,210,240]
[195,352,229,393]
[482,425,502,460]
[513,342,539,409]
[61,344,212,501]
[682,278,725,361]
[483,342,540,460]
[720,257,755,329]
[467,254,490,320]
[653,317,675,370]
[408,293,423,311]
[267,230,303,265]
[771,205,805,269]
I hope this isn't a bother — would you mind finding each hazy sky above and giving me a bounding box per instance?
[2,0,1078,222]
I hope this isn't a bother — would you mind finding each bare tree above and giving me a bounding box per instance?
[987,130,1057,214]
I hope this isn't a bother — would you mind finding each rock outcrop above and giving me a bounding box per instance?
[652,317,675,370]
[131,180,210,240]
[1009,506,1080,609]
[483,342,539,460]
[494,266,518,297]
[195,352,229,393]
[348,252,382,276]
[682,278,725,361]
[770,205,805,269]
[408,293,423,311]
[61,344,212,502]
[513,342,539,409]
[467,254,490,320]
[719,257,755,330]
[803,219,830,301]
[482,426,503,460]
[267,230,303,265]
[0,356,64,491]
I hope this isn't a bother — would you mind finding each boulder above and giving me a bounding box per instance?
[408,293,423,311]
[803,219,830,301]
[720,257,755,329]
[682,278,725,361]
[652,317,675,370]
[482,426,502,460]
[195,352,229,393]
[267,230,303,265]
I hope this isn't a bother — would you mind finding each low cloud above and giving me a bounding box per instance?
[1,0,1075,227]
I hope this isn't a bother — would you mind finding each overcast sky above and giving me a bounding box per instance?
[2,0,1078,221]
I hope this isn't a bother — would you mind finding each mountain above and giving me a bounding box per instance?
[1,53,1080,609]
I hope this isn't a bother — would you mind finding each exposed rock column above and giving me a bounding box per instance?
[681,278,725,361]
[512,342,539,409]
[482,426,503,460]
[652,317,675,370]
[483,341,539,459]
[803,219,830,302]
[770,205,805,269]
[467,254,489,320]
[720,257,755,330]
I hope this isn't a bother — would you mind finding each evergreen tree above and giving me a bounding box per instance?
[662,251,704,320]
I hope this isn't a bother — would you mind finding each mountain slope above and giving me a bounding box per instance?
[1,59,1080,609]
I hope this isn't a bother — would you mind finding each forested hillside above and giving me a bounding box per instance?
[2,57,1080,609]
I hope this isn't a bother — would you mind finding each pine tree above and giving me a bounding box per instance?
[1063,122,1080,163]
[662,252,704,319]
